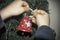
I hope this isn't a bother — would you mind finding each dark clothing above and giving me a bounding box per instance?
[0,17,5,29]
[0,16,55,40]
[34,25,55,40]
[0,16,6,40]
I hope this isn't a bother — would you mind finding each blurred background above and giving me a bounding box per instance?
[48,0,60,40]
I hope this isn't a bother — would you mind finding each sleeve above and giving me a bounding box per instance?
[0,16,5,29]
[34,25,55,40]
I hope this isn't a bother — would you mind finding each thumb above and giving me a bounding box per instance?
[21,1,30,12]
[22,1,29,8]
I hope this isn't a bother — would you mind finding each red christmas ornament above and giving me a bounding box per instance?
[16,16,32,33]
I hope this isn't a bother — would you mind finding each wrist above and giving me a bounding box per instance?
[37,22,49,28]
[38,24,49,27]
[0,10,12,20]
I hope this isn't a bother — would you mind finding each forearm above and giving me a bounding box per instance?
[0,10,12,20]
[0,0,23,20]
[34,25,55,40]
[0,1,16,20]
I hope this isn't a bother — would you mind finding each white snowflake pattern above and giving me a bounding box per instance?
[25,21,31,27]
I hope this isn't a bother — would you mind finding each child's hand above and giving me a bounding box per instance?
[6,0,30,16]
[1,0,30,20]
[32,9,50,27]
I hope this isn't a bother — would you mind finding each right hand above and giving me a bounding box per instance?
[32,9,50,27]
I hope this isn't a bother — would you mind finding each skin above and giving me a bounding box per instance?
[32,9,50,27]
[0,0,30,20]
[0,0,49,28]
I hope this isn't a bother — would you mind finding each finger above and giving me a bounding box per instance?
[40,10,48,15]
[33,9,48,17]
[22,7,30,12]
[31,17,37,24]
[33,10,45,15]
[22,1,29,8]
[32,9,39,16]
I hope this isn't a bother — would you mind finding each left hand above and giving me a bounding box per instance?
[7,0,30,16]
[0,0,30,20]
